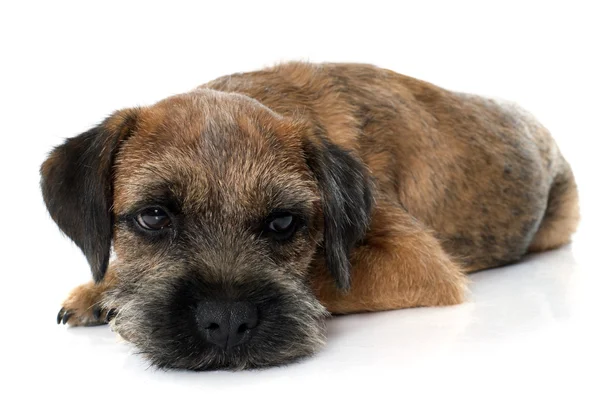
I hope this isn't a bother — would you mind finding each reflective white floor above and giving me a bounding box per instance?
[5,235,598,408]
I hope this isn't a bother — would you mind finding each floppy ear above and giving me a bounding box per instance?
[40,109,139,282]
[304,134,374,291]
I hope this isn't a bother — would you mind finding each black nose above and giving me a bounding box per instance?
[196,301,259,350]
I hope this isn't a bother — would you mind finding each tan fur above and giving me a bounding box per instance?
[311,201,467,313]
[527,166,580,252]
[58,267,116,326]
[53,62,578,322]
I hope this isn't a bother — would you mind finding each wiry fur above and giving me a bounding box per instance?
[41,62,579,370]
[106,269,328,369]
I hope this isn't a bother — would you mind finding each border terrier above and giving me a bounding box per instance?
[41,62,579,370]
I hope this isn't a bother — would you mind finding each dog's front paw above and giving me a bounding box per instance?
[57,282,116,326]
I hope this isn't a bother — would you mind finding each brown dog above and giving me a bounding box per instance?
[41,62,579,370]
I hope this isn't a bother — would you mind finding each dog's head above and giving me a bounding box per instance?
[40,89,373,369]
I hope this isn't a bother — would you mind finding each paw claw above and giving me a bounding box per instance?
[92,307,102,320]
[57,308,65,324]
[62,311,73,325]
[106,309,117,322]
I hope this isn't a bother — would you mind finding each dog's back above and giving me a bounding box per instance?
[205,62,579,272]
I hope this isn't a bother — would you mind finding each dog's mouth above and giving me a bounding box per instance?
[107,275,328,370]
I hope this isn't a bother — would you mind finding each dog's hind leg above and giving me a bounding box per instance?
[528,159,580,253]
[56,266,118,326]
[310,202,468,314]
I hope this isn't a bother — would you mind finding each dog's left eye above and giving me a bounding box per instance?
[265,213,297,240]
[135,207,172,231]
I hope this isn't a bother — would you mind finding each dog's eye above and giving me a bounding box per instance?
[265,213,297,240]
[135,207,172,230]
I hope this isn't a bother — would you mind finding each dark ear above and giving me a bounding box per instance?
[40,109,139,282]
[304,134,374,291]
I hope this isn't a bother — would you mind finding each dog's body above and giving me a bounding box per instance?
[42,62,579,369]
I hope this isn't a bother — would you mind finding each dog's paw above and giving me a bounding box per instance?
[57,282,116,326]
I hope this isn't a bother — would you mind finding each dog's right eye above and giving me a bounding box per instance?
[135,207,172,231]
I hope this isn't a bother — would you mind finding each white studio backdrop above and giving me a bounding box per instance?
[0,1,598,408]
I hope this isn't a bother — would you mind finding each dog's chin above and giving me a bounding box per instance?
[107,276,329,370]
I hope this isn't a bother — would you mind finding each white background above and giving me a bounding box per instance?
[1,1,599,408]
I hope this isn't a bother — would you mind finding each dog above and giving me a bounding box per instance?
[41,62,579,370]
